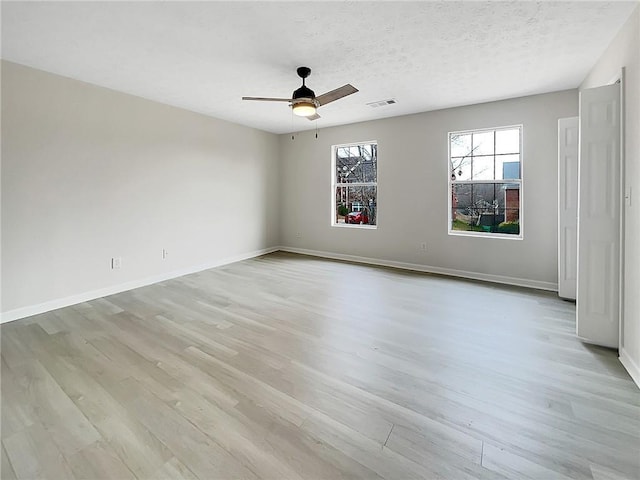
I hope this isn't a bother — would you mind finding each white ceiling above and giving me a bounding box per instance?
[2,1,637,134]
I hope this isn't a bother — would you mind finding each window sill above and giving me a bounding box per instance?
[332,224,378,230]
[448,230,522,240]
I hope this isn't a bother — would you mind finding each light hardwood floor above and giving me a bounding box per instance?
[2,252,639,479]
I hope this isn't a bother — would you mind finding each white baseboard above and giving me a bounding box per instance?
[0,247,279,324]
[279,246,558,292]
[620,347,640,389]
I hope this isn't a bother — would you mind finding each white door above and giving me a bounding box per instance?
[576,83,621,348]
[558,117,579,300]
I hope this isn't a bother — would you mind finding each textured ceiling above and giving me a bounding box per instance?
[2,1,637,134]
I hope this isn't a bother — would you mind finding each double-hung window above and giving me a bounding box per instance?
[332,142,377,227]
[449,126,522,237]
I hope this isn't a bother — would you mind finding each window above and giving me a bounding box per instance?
[449,126,522,237]
[332,142,377,227]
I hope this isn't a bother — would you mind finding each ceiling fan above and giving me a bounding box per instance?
[242,67,358,121]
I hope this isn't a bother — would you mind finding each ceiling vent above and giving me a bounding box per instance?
[366,99,397,108]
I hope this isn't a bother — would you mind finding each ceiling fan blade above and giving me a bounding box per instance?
[307,113,321,121]
[315,84,358,106]
[242,97,292,102]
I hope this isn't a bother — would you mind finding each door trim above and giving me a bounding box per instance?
[609,68,626,351]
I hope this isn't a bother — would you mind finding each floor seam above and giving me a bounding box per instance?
[383,424,395,448]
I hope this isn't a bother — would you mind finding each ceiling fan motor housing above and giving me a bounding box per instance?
[293,85,316,101]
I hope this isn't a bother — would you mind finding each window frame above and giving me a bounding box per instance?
[331,140,378,229]
[447,125,524,240]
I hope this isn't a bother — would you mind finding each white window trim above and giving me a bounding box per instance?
[447,125,523,240]
[331,140,378,229]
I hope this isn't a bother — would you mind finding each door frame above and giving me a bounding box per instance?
[609,68,626,351]
[557,116,579,300]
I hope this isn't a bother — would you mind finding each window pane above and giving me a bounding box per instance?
[335,186,377,225]
[337,147,350,158]
[335,144,377,183]
[472,131,494,155]
[451,156,471,180]
[496,154,520,179]
[450,134,472,157]
[335,186,348,221]
[452,183,483,232]
[496,128,520,154]
[502,184,521,228]
[451,183,520,235]
[472,155,494,180]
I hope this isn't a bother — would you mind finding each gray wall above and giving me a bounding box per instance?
[1,61,280,315]
[279,90,578,289]
[0,62,580,317]
[581,6,640,383]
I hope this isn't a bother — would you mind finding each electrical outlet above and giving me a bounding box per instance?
[162,248,168,259]
[111,257,122,269]
[420,242,428,251]
[295,232,301,238]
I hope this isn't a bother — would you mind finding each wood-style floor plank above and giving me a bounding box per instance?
[2,251,639,479]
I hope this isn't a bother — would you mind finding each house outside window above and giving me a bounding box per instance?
[449,126,522,238]
[332,142,377,227]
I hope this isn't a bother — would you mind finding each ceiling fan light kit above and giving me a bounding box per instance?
[292,99,317,117]
[242,66,358,121]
